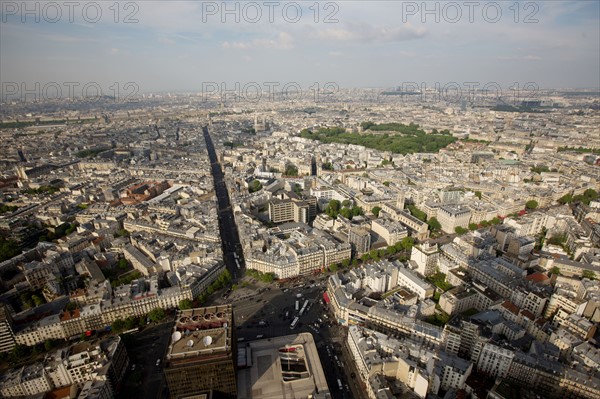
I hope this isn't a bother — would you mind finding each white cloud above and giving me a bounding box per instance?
[314,23,427,43]
[222,32,294,50]
[496,55,542,61]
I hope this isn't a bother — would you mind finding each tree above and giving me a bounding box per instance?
[525,200,538,210]
[0,238,21,262]
[179,299,193,310]
[474,191,482,199]
[284,165,298,176]
[468,223,478,231]
[20,292,33,309]
[583,188,599,201]
[148,308,166,323]
[118,258,129,269]
[326,199,341,218]
[293,184,303,196]
[582,270,597,280]
[407,205,427,222]
[112,318,126,333]
[44,339,55,351]
[455,226,468,235]
[351,205,363,217]
[558,193,573,205]
[248,180,262,193]
[372,206,382,217]
[12,344,30,359]
[427,217,441,232]
[400,236,415,251]
[340,207,352,219]
[342,200,352,207]
[550,266,561,275]
[490,217,501,225]
[369,249,380,261]
[32,295,44,306]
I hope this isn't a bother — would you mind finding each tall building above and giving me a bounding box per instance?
[348,227,371,256]
[164,305,237,399]
[0,304,16,353]
[268,196,317,224]
[237,333,330,399]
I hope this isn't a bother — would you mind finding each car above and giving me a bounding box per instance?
[131,364,136,371]
[155,359,161,367]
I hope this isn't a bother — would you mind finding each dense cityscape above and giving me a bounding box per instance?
[1,1,599,399]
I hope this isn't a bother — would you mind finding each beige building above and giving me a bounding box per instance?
[370,217,408,246]
[437,205,471,233]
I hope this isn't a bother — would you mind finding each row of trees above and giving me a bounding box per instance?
[327,237,416,272]
[324,199,364,220]
[39,222,77,242]
[0,237,21,262]
[0,339,62,365]
[246,269,276,283]
[0,203,19,214]
[558,189,599,206]
[197,270,233,304]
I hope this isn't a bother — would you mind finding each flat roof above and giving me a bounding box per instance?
[166,306,233,362]
[237,333,330,399]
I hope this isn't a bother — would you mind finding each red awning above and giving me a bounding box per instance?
[323,292,330,303]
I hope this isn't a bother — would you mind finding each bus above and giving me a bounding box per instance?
[235,259,241,269]
[295,300,299,311]
[299,300,309,316]
[290,316,299,330]
[337,378,343,390]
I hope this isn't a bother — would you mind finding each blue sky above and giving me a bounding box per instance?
[1,1,598,93]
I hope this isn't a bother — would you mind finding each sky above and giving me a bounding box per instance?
[1,0,599,95]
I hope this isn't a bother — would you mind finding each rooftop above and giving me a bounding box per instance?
[166,305,233,362]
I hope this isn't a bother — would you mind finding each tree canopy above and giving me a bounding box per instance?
[300,123,457,155]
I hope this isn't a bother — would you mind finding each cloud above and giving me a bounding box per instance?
[222,32,294,50]
[496,55,542,61]
[158,37,176,45]
[314,23,427,43]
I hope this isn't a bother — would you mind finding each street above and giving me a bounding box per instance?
[117,321,173,399]
[213,276,365,399]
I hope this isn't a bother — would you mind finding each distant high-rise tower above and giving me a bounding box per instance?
[164,305,237,398]
[15,166,27,180]
[254,115,268,132]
